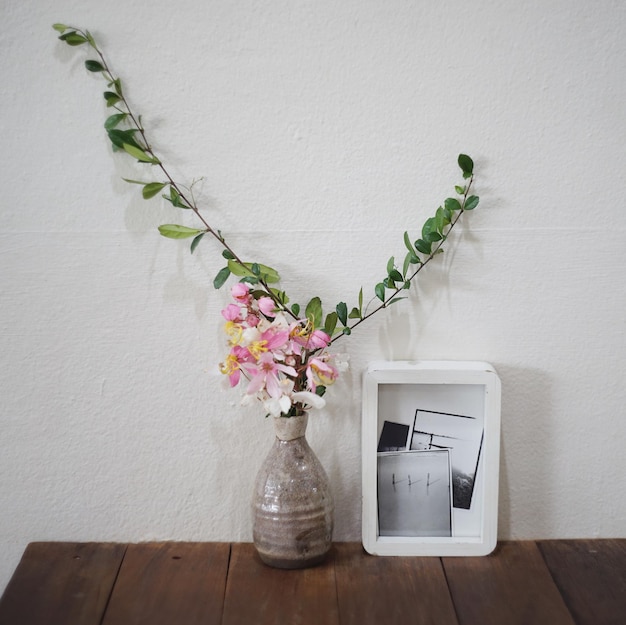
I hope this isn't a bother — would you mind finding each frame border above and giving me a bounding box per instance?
[362,360,501,556]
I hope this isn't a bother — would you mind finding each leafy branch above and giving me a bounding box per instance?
[53,23,293,316]
[324,156,478,343]
[54,24,479,344]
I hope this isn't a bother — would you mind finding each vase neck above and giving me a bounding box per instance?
[273,414,308,441]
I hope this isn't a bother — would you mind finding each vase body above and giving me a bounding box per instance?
[252,414,334,568]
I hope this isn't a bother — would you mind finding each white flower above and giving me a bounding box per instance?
[264,394,293,417]
[292,391,326,411]
[240,326,261,346]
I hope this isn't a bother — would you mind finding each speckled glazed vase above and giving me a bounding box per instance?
[252,414,334,569]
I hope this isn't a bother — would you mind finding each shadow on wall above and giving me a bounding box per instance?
[496,363,553,539]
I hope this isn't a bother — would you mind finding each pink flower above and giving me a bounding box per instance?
[231,282,250,304]
[245,313,260,327]
[221,303,243,322]
[308,329,331,349]
[257,297,276,318]
[289,322,330,351]
[245,352,297,399]
[220,346,252,387]
[305,357,339,391]
[261,328,289,351]
[246,328,289,359]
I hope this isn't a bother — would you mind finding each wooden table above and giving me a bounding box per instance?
[0,540,624,624]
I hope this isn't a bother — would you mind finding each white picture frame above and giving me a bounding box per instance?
[362,361,501,556]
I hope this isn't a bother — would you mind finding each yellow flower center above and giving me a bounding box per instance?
[311,363,335,386]
[248,340,268,359]
[220,353,240,376]
[224,321,243,345]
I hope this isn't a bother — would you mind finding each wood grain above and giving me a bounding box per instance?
[442,541,576,625]
[222,543,339,625]
[0,542,126,625]
[100,542,230,625]
[538,538,626,625]
[2,540,624,624]
[335,543,459,625]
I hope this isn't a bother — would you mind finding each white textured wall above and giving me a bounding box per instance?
[2,0,625,592]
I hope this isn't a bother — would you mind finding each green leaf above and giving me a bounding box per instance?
[455,185,466,194]
[422,217,443,243]
[386,256,395,275]
[190,233,205,254]
[403,231,415,254]
[59,32,88,46]
[348,306,361,320]
[227,261,280,283]
[444,197,462,212]
[305,296,323,329]
[435,206,450,233]
[213,266,231,289]
[464,195,479,210]
[107,128,140,149]
[255,263,281,283]
[251,263,261,276]
[342,327,351,335]
[221,249,235,260]
[104,113,127,130]
[121,178,147,185]
[164,186,187,209]
[291,303,300,317]
[415,239,432,255]
[324,311,338,336]
[103,91,121,107]
[422,216,434,237]
[157,224,203,239]
[85,60,105,72]
[386,296,407,307]
[270,288,289,305]
[122,143,160,164]
[358,287,363,312]
[403,252,412,278]
[336,302,348,326]
[85,30,96,48]
[142,182,166,199]
[315,385,327,397]
[109,78,122,96]
[375,283,385,302]
[458,154,474,177]
[424,231,442,243]
[52,23,69,33]
[389,269,403,282]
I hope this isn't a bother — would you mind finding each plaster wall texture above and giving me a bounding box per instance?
[1,0,625,593]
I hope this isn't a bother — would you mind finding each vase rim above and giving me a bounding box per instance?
[273,413,308,441]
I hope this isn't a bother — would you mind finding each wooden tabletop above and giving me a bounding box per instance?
[0,540,624,625]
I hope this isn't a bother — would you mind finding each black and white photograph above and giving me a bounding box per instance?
[377,420,411,452]
[410,409,483,510]
[377,450,452,537]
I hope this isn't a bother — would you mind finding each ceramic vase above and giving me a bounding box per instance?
[251,414,333,568]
